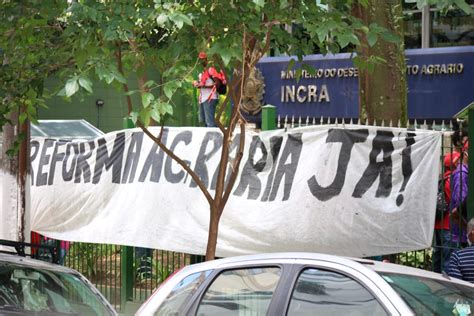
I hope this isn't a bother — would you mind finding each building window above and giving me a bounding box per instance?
[404,10,423,48]
[431,4,474,47]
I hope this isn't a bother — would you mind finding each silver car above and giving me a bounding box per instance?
[136,252,474,315]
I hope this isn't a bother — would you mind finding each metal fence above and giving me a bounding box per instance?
[276,115,456,131]
[31,115,469,311]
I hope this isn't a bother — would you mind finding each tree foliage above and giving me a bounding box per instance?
[407,0,472,14]
[0,1,72,153]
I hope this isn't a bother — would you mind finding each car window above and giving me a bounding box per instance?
[287,268,388,316]
[196,267,281,315]
[380,272,474,315]
[0,262,112,315]
[155,270,211,316]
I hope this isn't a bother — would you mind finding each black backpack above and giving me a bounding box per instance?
[208,70,227,95]
[213,77,227,95]
[435,177,449,221]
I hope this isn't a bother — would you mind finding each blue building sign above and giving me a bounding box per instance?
[256,46,474,120]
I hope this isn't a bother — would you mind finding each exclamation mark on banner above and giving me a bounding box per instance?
[396,133,415,206]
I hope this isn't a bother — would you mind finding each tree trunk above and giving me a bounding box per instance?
[0,109,29,242]
[353,0,407,124]
[0,112,19,241]
[205,204,222,261]
[17,112,29,242]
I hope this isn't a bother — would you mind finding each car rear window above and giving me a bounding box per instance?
[380,272,474,315]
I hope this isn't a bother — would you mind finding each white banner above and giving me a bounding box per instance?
[30,125,441,258]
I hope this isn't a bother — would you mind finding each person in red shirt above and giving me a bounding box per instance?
[193,52,223,127]
[433,151,460,273]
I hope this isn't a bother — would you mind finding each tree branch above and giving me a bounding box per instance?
[221,119,246,210]
[127,36,213,205]
[138,124,214,205]
[115,42,134,115]
[215,73,243,132]
[258,21,277,59]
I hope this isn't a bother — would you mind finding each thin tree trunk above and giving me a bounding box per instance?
[205,205,222,261]
[17,109,29,242]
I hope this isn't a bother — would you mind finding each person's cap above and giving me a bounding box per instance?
[444,152,460,169]
[198,51,207,59]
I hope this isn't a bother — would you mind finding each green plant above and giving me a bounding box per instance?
[397,249,432,270]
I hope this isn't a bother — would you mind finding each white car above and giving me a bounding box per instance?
[136,252,474,316]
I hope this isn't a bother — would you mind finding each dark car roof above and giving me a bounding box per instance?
[0,252,76,274]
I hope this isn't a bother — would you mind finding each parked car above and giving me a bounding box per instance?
[136,252,474,315]
[0,240,116,315]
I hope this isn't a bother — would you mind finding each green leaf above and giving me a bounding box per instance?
[144,80,155,88]
[220,49,233,66]
[156,13,168,26]
[367,32,378,47]
[164,103,173,115]
[287,58,296,72]
[367,62,375,73]
[96,66,107,81]
[174,19,183,29]
[454,0,473,14]
[103,73,114,84]
[65,79,79,97]
[163,82,177,99]
[27,110,39,124]
[141,92,154,108]
[295,68,302,82]
[57,88,67,97]
[175,13,193,26]
[113,71,127,84]
[150,106,161,123]
[253,0,265,7]
[337,32,359,49]
[36,100,49,109]
[129,111,139,125]
[380,31,400,43]
[302,63,316,75]
[153,100,173,116]
[19,112,28,124]
[78,77,93,93]
[140,108,151,126]
[75,51,87,68]
[124,90,137,96]
[316,26,329,43]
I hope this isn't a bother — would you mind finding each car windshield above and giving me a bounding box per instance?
[379,272,474,315]
[0,262,113,315]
